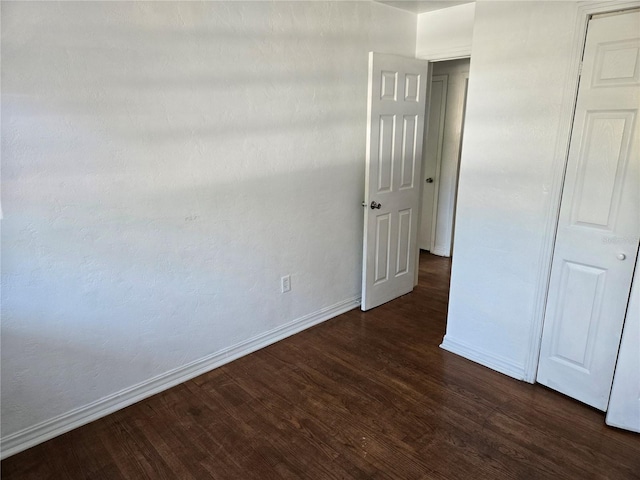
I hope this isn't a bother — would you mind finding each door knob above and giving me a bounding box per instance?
[426,178,434,183]
[617,253,626,261]
[370,201,382,210]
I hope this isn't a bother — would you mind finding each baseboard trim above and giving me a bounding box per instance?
[430,247,450,257]
[1,296,360,459]
[440,335,525,381]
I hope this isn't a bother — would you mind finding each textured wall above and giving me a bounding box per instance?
[416,2,475,61]
[444,1,580,374]
[1,1,416,437]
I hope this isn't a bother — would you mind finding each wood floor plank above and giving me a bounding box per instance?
[2,252,639,479]
[229,355,422,479]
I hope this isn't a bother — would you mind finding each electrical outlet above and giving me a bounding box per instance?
[281,275,291,293]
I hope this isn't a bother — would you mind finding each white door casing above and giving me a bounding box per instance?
[419,75,448,252]
[362,53,429,311]
[537,11,640,411]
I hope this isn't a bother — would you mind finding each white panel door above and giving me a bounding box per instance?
[419,75,448,251]
[537,10,640,411]
[606,253,640,432]
[362,53,429,311]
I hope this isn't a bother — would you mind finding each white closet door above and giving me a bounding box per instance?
[606,254,640,433]
[537,10,640,411]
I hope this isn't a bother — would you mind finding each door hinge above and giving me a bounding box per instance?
[578,62,583,76]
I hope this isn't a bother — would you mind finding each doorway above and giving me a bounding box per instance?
[419,58,470,258]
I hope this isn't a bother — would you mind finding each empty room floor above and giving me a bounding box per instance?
[2,252,639,479]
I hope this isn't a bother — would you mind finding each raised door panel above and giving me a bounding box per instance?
[396,208,412,276]
[400,115,418,190]
[374,214,391,285]
[377,115,396,193]
[381,71,398,100]
[593,39,640,87]
[548,262,606,372]
[404,73,421,103]
[571,111,635,229]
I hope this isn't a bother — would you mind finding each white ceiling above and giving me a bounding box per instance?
[375,1,474,14]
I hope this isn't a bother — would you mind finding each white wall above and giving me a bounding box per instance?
[442,1,581,378]
[416,2,475,61]
[431,59,469,257]
[0,1,416,451]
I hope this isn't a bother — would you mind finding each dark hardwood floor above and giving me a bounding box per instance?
[3,252,639,479]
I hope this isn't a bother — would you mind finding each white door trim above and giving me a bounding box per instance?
[523,0,640,383]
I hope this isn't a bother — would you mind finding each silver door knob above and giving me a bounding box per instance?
[370,201,382,210]
[426,178,434,183]
[617,253,626,261]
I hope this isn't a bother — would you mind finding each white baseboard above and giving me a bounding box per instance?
[440,335,525,381]
[430,246,450,257]
[1,296,360,459]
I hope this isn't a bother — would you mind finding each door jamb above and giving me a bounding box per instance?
[523,0,640,383]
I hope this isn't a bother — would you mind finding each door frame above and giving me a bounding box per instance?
[414,55,470,286]
[523,0,640,383]
[419,73,448,252]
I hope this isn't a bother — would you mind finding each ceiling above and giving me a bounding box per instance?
[375,1,474,14]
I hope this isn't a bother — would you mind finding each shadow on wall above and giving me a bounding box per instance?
[0,1,418,436]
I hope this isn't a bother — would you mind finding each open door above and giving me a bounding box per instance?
[361,53,429,311]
